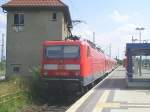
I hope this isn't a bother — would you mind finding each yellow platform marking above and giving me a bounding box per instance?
[66,69,117,112]
[121,104,150,108]
[92,90,111,112]
[94,102,150,111]
[96,103,120,108]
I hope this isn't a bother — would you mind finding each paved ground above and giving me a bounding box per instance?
[133,68,150,79]
[66,66,150,112]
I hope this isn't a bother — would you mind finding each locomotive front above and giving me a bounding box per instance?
[41,41,83,89]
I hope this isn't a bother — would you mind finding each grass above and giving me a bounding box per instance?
[0,76,24,96]
[0,71,5,77]
[0,67,47,112]
[0,94,31,112]
[0,76,32,112]
[0,61,5,77]
[0,82,17,96]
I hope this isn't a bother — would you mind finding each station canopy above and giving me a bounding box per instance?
[126,43,150,56]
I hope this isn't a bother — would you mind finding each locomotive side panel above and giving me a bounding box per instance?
[81,45,107,86]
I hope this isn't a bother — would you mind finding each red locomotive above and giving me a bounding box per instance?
[41,38,117,92]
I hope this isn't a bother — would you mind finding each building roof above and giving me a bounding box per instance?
[2,0,72,27]
[2,0,66,8]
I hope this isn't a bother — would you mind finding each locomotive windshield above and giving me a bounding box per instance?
[45,45,80,59]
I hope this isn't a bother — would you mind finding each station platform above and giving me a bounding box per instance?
[66,66,150,112]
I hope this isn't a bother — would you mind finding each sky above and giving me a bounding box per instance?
[1,0,150,59]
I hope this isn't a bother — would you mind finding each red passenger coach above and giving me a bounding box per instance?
[41,38,117,91]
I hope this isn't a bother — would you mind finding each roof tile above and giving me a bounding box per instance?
[2,0,66,8]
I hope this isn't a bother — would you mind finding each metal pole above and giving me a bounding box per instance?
[1,33,4,62]
[136,27,145,76]
[118,48,119,60]
[109,43,111,58]
[93,32,95,43]
[139,30,142,76]
[139,30,141,43]
[136,27,144,43]
[139,56,142,76]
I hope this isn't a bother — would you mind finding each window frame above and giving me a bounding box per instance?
[45,45,80,59]
[13,66,20,73]
[52,12,57,21]
[14,13,24,26]
[11,64,21,73]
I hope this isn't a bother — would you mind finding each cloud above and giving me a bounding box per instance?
[110,10,130,23]
[72,23,139,59]
[97,24,142,58]
[0,0,10,5]
[72,23,94,41]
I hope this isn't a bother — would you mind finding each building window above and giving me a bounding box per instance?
[13,66,20,73]
[52,12,57,21]
[14,13,24,26]
[11,64,21,73]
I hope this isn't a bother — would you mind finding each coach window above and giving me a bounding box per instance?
[87,46,90,57]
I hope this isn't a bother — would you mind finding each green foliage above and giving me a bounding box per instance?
[0,60,5,76]
[0,60,5,71]
[0,75,32,112]
[28,67,48,103]
[0,94,31,112]
[0,66,48,112]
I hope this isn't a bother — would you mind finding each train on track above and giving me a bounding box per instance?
[40,37,117,93]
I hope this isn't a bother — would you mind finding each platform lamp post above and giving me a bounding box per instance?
[136,27,145,43]
[136,27,145,76]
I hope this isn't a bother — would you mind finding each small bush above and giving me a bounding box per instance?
[28,67,48,103]
[0,60,5,71]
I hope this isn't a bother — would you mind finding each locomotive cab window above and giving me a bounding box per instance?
[45,45,80,59]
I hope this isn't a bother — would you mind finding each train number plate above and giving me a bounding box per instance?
[55,72,69,76]
[58,65,65,69]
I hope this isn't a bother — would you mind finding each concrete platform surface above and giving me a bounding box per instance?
[66,66,150,112]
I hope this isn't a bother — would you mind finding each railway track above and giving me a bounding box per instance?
[21,95,79,112]
[22,104,69,112]
[21,72,111,112]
